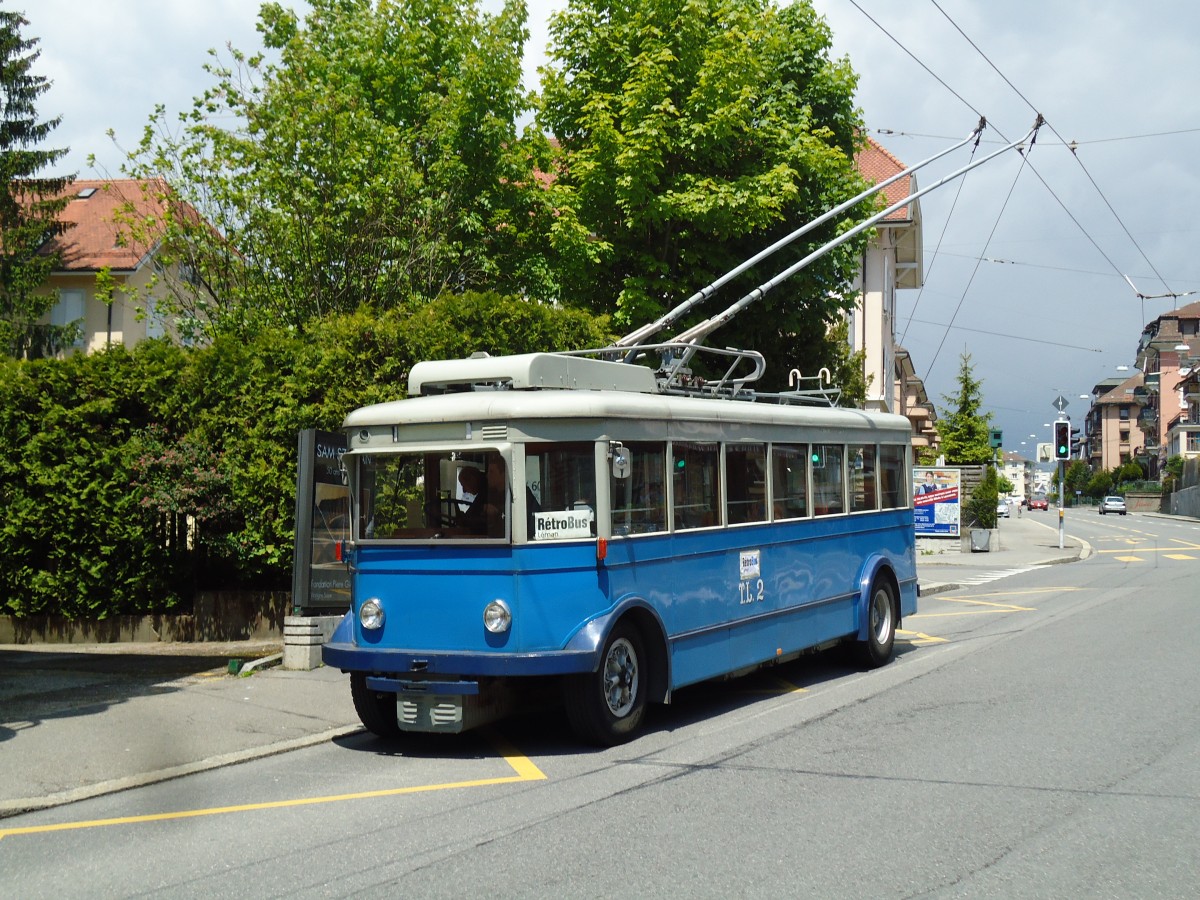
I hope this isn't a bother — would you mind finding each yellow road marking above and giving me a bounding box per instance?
[1164,554,1197,560]
[898,629,948,645]
[1114,556,1144,562]
[1099,542,1200,555]
[0,733,545,841]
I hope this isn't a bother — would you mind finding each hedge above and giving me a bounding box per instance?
[0,294,610,618]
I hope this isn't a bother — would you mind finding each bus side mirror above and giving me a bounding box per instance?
[610,444,630,479]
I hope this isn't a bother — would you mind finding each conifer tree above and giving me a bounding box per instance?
[0,10,74,358]
[938,351,994,464]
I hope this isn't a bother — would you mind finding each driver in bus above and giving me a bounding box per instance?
[457,460,506,537]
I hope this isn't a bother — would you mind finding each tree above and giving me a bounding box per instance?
[117,0,555,340]
[0,10,74,357]
[937,352,993,464]
[537,0,871,387]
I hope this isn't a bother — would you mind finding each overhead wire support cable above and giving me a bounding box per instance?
[667,117,1044,351]
[611,118,988,351]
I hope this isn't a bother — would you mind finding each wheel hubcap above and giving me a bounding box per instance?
[871,588,893,643]
[602,637,639,718]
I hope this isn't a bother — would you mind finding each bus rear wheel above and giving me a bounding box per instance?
[564,621,647,746]
[851,578,897,669]
[351,672,401,738]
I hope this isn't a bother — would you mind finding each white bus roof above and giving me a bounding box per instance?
[345,383,912,438]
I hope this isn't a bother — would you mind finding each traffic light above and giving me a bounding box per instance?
[1054,421,1071,460]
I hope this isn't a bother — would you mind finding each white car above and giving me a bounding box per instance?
[996,500,1010,518]
[1099,495,1127,515]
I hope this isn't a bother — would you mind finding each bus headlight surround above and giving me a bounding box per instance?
[483,599,512,634]
[360,597,385,630]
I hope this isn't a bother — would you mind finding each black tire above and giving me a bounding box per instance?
[851,577,897,669]
[351,672,401,738]
[564,621,647,746]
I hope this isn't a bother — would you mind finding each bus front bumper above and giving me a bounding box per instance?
[322,641,597,684]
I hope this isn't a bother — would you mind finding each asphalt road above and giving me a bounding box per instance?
[3,511,1199,897]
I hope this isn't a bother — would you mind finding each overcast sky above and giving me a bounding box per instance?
[27,0,1200,460]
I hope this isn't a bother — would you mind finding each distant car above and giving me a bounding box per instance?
[1099,495,1127,516]
[996,500,1010,518]
[1029,495,1048,511]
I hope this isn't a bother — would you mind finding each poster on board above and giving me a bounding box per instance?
[913,466,961,537]
[292,429,351,611]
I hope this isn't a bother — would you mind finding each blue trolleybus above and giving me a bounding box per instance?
[322,350,918,744]
[317,117,1039,744]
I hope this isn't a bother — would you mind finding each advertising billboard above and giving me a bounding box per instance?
[913,466,962,537]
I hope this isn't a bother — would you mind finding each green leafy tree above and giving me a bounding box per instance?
[1086,468,1113,498]
[937,352,993,464]
[1063,459,1089,505]
[538,0,870,387]
[0,10,74,357]
[116,0,555,340]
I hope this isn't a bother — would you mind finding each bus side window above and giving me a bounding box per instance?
[673,441,719,530]
[879,445,906,508]
[812,444,845,516]
[771,443,809,520]
[849,444,878,512]
[726,443,766,524]
[610,441,666,535]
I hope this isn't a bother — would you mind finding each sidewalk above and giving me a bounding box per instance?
[917,512,1089,595]
[0,513,1090,819]
[0,640,361,818]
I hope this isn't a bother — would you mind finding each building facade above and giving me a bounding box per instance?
[1083,372,1146,471]
[1134,300,1200,476]
[849,138,938,457]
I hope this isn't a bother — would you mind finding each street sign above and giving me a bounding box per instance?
[1053,395,1070,412]
[1037,442,1052,462]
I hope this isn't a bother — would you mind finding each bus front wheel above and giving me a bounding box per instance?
[851,578,897,669]
[564,621,647,745]
[351,672,401,738]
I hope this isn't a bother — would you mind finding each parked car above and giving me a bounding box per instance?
[996,500,1010,518]
[1029,494,1048,511]
[1099,495,1127,515]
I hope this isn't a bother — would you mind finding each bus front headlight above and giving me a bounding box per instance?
[483,599,512,634]
[359,598,385,630]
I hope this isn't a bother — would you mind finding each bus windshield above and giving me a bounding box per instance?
[358,449,507,540]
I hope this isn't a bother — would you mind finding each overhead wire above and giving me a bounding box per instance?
[929,0,1181,306]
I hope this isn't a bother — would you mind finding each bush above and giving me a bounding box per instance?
[966,467,999,530]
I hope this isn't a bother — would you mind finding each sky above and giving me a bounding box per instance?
[25,0,1200,462]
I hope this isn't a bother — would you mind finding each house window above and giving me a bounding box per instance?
[145,297,166,340]
[50,289,86,347]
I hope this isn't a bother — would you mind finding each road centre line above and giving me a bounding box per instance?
[0,733,546,842]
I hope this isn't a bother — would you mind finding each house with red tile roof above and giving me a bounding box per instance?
[35,179,208,354]
[850,138,936,453]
